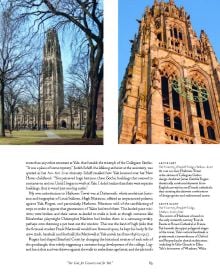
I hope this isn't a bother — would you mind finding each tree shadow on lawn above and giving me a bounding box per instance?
[36,138,103,145]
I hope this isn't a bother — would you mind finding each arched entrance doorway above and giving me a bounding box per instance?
[61,120,67,128]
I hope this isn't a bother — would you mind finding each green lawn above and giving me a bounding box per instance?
[0,130,48,145]
[0,129,103,145]
[50,129,84,138]
[51,129,103,139]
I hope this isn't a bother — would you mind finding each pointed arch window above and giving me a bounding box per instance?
[197,48,201,54]
[48,42,51,53]
[170,29,173,37]
[192,84,202,117]
[161,74,183,132]
[48,61,53,77]
[203,99,212,120]
[192,84,212,120]
[199,123,205,137]
[157,33,162,41]
[191,79,217,141]
[170,26,183,41]
[174,28,178,39]
[161,76,169,107]
[46,111,51,121]
[174,116,182,130]
[207,126,216,140]
[164,113,171,127]
[172,80,180,111]
[161,76,181,111]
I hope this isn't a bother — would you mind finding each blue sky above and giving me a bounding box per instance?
[59,33,73,79]
[118,0,220,86]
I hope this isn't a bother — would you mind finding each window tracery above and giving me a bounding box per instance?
[190,73,216,141]
[160,66,183,133]
[169,25,184,53]
[46,111,51,121]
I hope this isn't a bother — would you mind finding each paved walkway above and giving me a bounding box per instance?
[45,130,61,139]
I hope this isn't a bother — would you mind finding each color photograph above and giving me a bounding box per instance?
[118,0,220,144]
[0,0,103,145]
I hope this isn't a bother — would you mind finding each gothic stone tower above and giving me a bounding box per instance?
[119,0,220,144]
[40,29,64,129]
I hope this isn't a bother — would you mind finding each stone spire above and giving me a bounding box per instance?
[40,29,64,129]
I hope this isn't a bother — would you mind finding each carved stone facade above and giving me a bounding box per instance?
[119,0,220,144]
[40,29,64,129]
[14,103,88,131]
[59,104,87,130]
